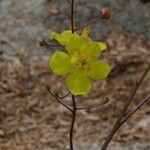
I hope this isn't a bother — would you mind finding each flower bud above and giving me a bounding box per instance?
[100,8,111,20]
[39,39,48,47]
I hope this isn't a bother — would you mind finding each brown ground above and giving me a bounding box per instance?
[0,30,150,150]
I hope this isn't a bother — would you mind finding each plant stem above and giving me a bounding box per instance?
[70,94,77,150]
[120,94,150,124]
[71,0,74,33]
[69,1,76,149]
[57,92,71,99]
[76,98,109,110]
[101,64,150,150]
[75,17,100,31]
[45,84,73,112]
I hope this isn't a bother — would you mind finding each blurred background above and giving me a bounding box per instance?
[0,0,150,150]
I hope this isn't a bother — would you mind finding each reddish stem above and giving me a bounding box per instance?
[101,64,150,150]
[71,0,74,33]
[121,94,150,124]
[75,17,100,31]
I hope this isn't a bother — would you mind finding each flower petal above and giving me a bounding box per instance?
[88,61,110,80]
[66,72,91,95]
[50,51,72,75]
[51,31,72,46]
[80,42,103,61]
[66,34,91,55]
[97,42,107,51]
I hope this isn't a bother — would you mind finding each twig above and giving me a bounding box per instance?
[120,94,150,124]
[75,8,111,32]
[69,1,76,149]
[75,17,101,31]
[71,0,74,33]
[57,92,71,99]
[76,98,109,110]
[101,64,150,150]
[39,39,63,48]
[69,94,77,150]
[45,85,73,112]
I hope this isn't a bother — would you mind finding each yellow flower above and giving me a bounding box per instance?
[50,30,110,95]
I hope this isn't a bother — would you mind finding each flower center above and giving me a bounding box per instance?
[72,52,90,70]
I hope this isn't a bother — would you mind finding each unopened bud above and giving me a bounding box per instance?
[100,8,111,20]
[39,39,48,47]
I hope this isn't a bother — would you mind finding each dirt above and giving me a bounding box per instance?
[0,0,150,150]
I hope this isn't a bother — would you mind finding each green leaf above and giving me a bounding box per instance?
[87,61,110,80]
[50,51,73,75]
[66,72,91,95]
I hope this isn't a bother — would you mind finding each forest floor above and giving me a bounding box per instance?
[0,0,150,150]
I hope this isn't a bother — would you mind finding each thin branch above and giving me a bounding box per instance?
[75,8,111,32]
[39,39,63,48]
[101,64,150,150]
[57,92,71,99]
[71,0,74,33]
[121,94,150,124]
[70,94,77,150]
[52,98,72,112]
[118,64,150,118]
[75,17,101,31]
[45,85,73,112]
[69,1,76,149]
[76,98,109,110]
